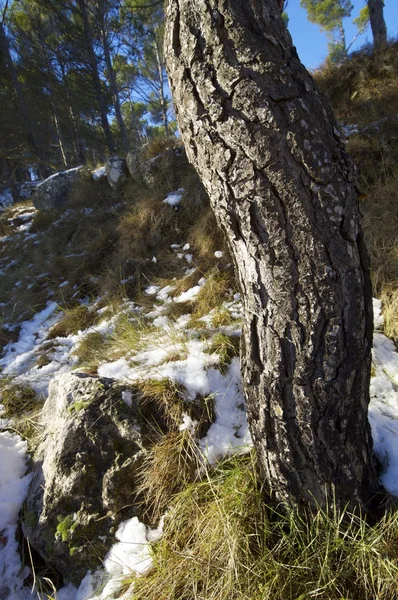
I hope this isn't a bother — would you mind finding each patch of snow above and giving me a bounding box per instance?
[122,390,133,407]
[179,413,198,433]
[0,302,58,376]
[153,315,170,329]
[157,285,175,301]
[174,285,202,303]
[92,166,106,180]
[98,357,133,381]
[145,285,160,295]
[373,298,384,330]
[0,432,33,599]
[163,189,184,206]
[199,358,252,464]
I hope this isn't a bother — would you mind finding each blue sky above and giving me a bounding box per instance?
[286,0,398,69]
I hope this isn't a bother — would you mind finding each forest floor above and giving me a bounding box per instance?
[1,42,398,600]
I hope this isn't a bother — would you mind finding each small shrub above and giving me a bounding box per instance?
[142,134,179,159]
[136,378,187,429]
[211,308,234,328]
[0,380,43,451]
[68,169,115,208]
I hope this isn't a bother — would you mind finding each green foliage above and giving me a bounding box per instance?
[301,0,353,31]
[301,0,353,60]
[354,5,370,34]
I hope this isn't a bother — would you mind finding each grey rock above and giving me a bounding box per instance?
[125,150,141,183]
[22,373,156,585]
[105,156,128,188]
[32,167,81,212]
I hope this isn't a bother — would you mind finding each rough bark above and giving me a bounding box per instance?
[367,0,387,50]
[78,0,116,154]
[165,0,381,514]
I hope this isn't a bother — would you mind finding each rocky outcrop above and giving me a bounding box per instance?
[32,167,81,211]
[105,156,128,188]
[22,373,157,585]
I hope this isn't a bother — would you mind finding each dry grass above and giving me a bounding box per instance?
[129,453,398,600]
[135,378,188,430]
[0,379,43,451]
[193,268,236,318]
[68,168,116,209]
[47,305,97,339]
[188,206,227,261]
[30,211,58,233]
[72,331,109,374]
[142,134,179,159]
[207,333,240,372]
[316,42,398,342]
[315,41,398,128]
[137,430,201,521]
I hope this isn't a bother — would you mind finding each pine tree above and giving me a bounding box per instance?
[301,0,353,61]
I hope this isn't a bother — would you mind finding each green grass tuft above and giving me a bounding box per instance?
[129,453,398,600]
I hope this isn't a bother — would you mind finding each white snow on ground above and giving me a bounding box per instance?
[163,188,184,206]
[0,302,59,377]
[57,517,164,600]
[199,358,251,464]
[0,303,117,398]
[369,299,398,495]
[92,166,106,180]
[0,433,33,600]
[4,269,398,599]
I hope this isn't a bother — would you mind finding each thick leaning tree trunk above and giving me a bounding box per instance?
[367,0,387,50]
[165,0,381,513]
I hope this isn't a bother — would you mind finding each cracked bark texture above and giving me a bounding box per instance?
[165,0,381,513]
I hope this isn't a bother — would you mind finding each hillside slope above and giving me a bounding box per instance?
[1,43,398,600]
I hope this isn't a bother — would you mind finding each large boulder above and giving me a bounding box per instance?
[22,373,157,585]
[105,156,128,188]
[32,167,81,211]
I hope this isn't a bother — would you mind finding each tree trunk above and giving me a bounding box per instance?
[154,37,169,135]
[368,0,387,50]
[0,20,43,161]
[165,0,381,514]
[102,29,129,152]
[77,0,116,154]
